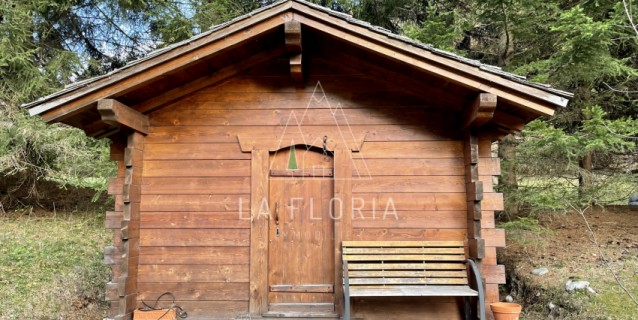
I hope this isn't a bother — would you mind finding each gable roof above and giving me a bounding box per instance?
[24,0,571,137]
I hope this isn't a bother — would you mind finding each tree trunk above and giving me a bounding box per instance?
[578,86,593,200]
[499,134,519,215]
[495,12,518,215]
[578,151,593,197]
[497,3,515,67]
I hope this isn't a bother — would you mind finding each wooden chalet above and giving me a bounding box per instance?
[25,1,571,319]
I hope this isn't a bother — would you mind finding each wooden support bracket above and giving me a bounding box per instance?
[461,93,497,130]
[285,20,303,82]
[98,99,149,135]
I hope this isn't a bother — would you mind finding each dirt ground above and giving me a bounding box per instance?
[499,206,638,319]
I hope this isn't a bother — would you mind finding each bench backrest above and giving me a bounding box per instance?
[342,241,469,287]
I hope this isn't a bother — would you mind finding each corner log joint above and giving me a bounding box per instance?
[464,130,485,260]
[98,99,149,135]
[285,20,303,83]
[461,93,497,130]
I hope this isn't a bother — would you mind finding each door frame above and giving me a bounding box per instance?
[248,146,353,316]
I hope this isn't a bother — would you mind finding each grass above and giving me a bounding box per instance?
[587,259,638,319]
[498,216,552,247]
[0,210,111,320]
[519,264,638,320]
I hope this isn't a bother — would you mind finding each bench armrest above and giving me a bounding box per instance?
[466,259,486,320]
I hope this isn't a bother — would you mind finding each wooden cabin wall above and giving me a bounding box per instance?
[105,141,125,318]
[103,56,508,319]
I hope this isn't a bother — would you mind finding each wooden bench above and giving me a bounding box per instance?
[342,241,485,320]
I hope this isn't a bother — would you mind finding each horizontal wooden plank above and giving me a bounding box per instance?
[349,278,468,285]
[140,212,249,229]
[135,300,247,317]
[351,193,467,211]
[137,282,248,300]
[344,254,466,262]
[238,131,365,151]
[146,125,454,144]
[343,241,464,247]
[483,228,506,247]
[138,264,249,282]
[346,263,466,270]
[481,211,495,229]
[348,271,468,278]
[267,302,335,313]
[105,211,122,229]
[479,175,494,192]
[486,284,500,303]
[150,107,439,126]
[352,176,465,193]
[107,178,122,195]
[349,286,477,297]
[351,211,467,229]
[266,292,334,304]
[481,264,506,284]
[181,91,428,109]
[139,247,249,265]
[483,247,497,265]
[479,139,493,158]
[270,168,334,177]
[433,193,467,211]
[354,141,463,159]
[203,75,399,93]
[269,284,334,293]
[142,177,250,195]
[140,229,250,247]
[144,144,249,160]
[483,193,504,211]
[105,282,118,301]
[343,247,464,255]
[353,158,468,176]
[478,158,500,176]
[143,160,251,177]
[140,195,250,212]
[352,228,466,241]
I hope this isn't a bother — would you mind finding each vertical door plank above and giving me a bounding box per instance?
[249,149,269,314]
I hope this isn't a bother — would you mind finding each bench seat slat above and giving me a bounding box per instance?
[349,278,469,285]
[344,254,466,261]
[348,270,468,278]
[343,247,465,254]
[349,285,478,297]
[346,263,467,270]
[342,241,465,247]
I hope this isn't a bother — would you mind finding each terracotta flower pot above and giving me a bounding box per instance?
[490,302,522,320]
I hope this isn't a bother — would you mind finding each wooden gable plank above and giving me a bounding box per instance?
[290,6,564,115]
[135,46,288,114]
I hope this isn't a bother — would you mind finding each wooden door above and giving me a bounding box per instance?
[268,176,335,314]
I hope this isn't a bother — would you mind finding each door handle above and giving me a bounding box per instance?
[275,202,279,225]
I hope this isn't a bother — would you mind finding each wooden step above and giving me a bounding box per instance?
[262,311,339,318]
[268,302,334,313]
[264,302,337,318]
